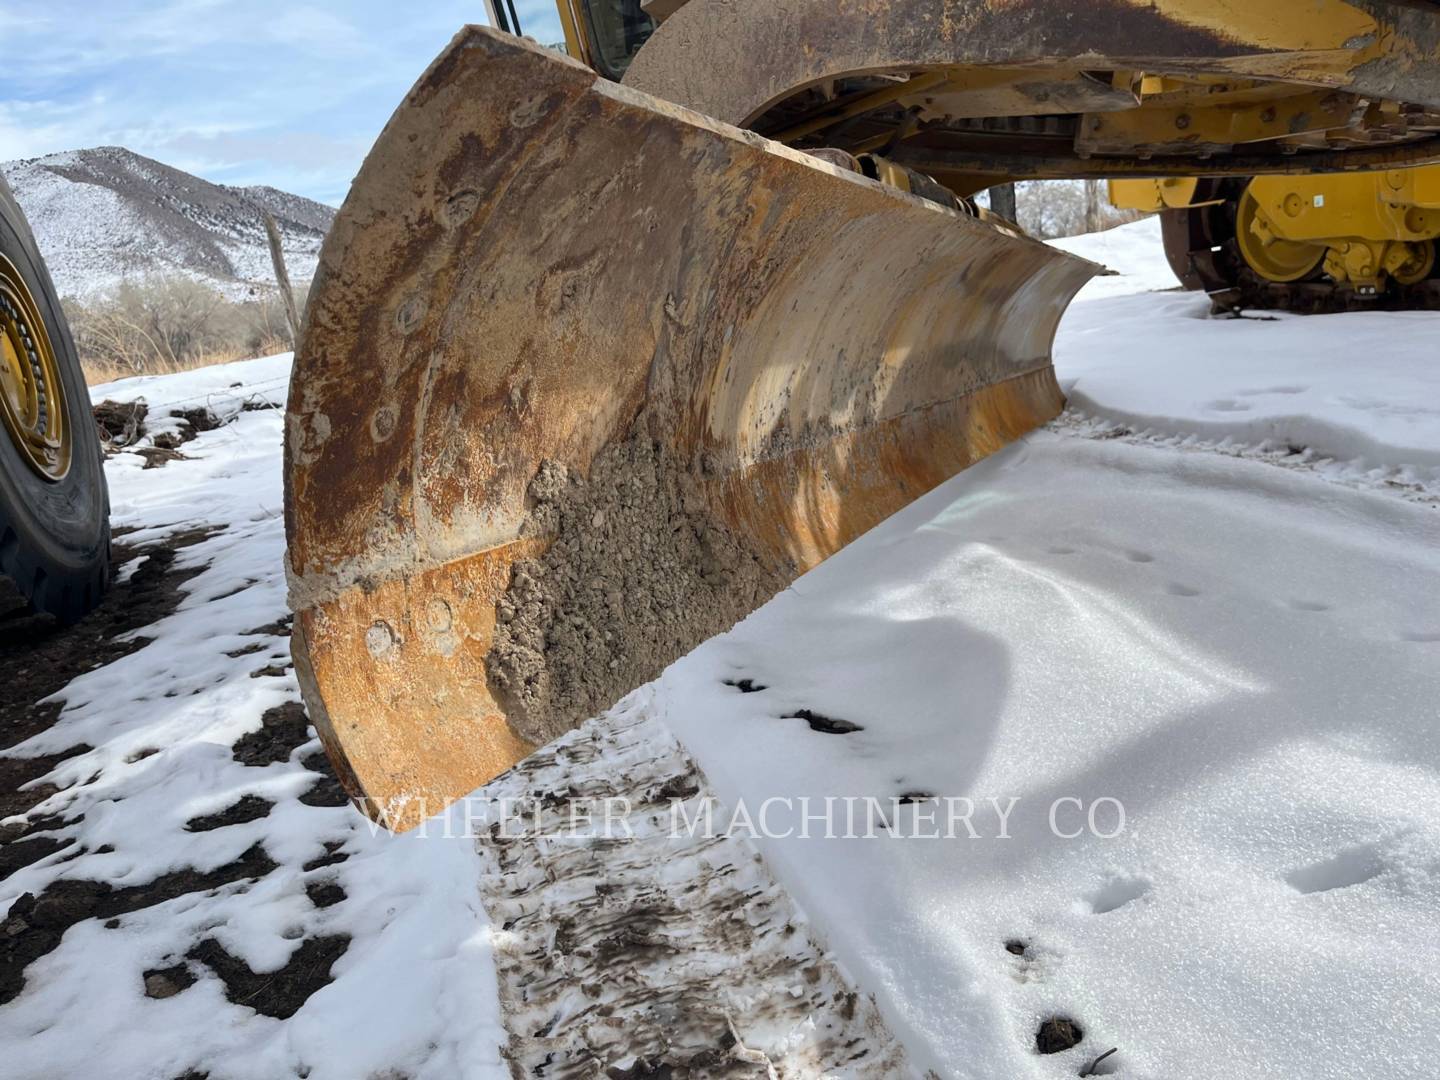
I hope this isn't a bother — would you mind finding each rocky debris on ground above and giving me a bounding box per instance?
[92,399,147,448]
[143,963,197,1000]
[1036,1016,1085,1055]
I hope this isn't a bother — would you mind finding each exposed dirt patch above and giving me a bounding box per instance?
[486,437,788,746]
[305,878,346,909]
[1036,1015,1085,1055]
[243,614,292,638]
[783,709,863,735]
[0,527,219,750]
[144,962,197,999]
[1,528,221,889]
[302,840,350,872]
[170,406,223,435]
[0,834,73,882]
[896,791,935,805]
[0,748,88,825]
[187,933,350,1020]
[722,677,767,693]
[231,702,310,766]
[0,842,275,1005]
[185,794,273,832]
[297,750,349,808]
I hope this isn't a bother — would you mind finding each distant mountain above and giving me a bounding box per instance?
[0,146,336,301]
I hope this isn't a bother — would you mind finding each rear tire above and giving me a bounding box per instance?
[0,176,109,625]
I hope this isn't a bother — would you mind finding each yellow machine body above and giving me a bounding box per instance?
[1113,169,1440,295]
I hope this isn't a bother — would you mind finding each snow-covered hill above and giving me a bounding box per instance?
[1,147,335,300]
[2,223,1439,1078]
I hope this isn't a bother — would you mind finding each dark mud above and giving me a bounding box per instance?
[184,794,274,832]
[187,934,350,1020]
[486,437,788,746]
[0,524,347,1026]
[0,843,276,1005]
[231,702,311,766]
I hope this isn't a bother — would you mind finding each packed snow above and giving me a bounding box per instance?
[1,216,1438,1078]
[1050,215,1180,302]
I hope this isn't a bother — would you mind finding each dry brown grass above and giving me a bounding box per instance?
[82,337,290,387]
[64,277,299,387]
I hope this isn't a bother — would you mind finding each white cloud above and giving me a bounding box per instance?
[0,0,509,204]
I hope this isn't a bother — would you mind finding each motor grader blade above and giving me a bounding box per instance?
[284,28,1099,830]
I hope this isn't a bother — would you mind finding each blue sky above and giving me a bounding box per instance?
[0,1,566,206]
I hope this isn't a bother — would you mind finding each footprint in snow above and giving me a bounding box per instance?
[1287,599,1332,613]
[1204,398,1252,413]
[1085,875,1152,915]
[1286,842,1386,895]
[1124,550,1155,563]
[1165,583,1201,597]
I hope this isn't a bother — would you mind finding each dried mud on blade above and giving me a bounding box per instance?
[284,27,1099,829]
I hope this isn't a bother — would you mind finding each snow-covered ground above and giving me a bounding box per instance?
[2,216,1438,1079]
[0,359,503,1079]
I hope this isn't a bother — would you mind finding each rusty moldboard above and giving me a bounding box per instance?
[285,28,1098,829]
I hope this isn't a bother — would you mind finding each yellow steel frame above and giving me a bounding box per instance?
[553,0,591,66]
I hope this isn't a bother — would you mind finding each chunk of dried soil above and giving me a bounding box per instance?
[1036,1015,1085,1054]
[486,437,787,746]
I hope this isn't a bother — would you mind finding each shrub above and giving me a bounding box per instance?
[63,277,305,383]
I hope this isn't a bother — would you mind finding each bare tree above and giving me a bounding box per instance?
[988,183,1018,223]
[65,276,306,379]
[263,212,302,346]
[1084,179,1103,233]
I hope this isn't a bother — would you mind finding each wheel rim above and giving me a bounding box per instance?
[0,253,70,481]
[1236,190,1325,284]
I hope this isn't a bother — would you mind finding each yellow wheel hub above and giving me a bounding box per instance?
[1391,239,1436,286]
[0,254,69,482]
[1236,189,1325,284]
